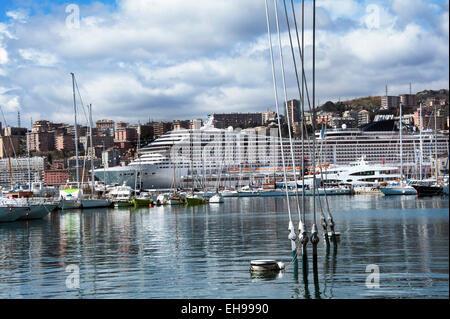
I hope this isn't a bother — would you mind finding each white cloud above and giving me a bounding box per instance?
[0,0,447,126]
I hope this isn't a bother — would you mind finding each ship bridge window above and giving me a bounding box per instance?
[350,171,375,176]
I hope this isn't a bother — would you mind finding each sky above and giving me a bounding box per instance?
[0,0,448,127]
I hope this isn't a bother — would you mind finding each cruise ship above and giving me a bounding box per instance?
[94,117,449,190]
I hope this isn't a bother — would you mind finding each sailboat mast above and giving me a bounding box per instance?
[88,103,95,196]
[434,103,438,181]
[71,73,80,188]
[419,102,423,180]
[400,102,403,180]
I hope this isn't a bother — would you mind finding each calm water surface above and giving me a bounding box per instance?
[0,195,448,299]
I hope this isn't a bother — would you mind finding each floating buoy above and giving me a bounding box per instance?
[149,203,153,208]
[250,260,284,272]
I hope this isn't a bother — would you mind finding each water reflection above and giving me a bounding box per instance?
[0,196,448,298]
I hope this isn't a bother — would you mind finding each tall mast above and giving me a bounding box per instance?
[71,73,80,188]
[419,102,423,180]
[399,102,403,180]
[434,103,438,181]
[88,103,95,196]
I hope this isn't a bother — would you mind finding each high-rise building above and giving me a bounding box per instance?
[399,94,417,109]
[381,96,400,109]
[357,110,370,126]
[285,99,300,126]
[211,113,263,128]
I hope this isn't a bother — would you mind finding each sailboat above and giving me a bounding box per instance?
[410,103,444,196]
[59,73,83,209]
[81,103,112,208]
[380,102,417,196]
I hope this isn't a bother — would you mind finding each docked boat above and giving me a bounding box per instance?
[221,189,239,197]
[132,193,154,207]
[81,198,112,208]
[379,182,417,196]
[185,195,208,205]
[59,188,82,209]
[21,200,58,220]
[411,184,443,197]
[209,193,224,203]
[108,182,133,207]
[168,194,185,205]
[0,198,29,222]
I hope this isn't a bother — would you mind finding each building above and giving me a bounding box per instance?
[80,135,114,153]
[316,111,335,125]
[27,131,55,152]
[96,119,115,137]
[381,96,400,110]
[0,157,45,187]
[357,110,370,126]
[0,136,20,158]
[190,119,203,130]
[329,117,357,129]
[102,148,121,168]
[173,120,190,131]
[399,94,417,109]
[262,110,277,124]
[211,113,263,128]
[44,170,69,185]
[3,127,27,137]
[285,99,300,126]
[114,127,138,142]
[153,122,173,138]
[116,122,128,129]
[55,134,75,152]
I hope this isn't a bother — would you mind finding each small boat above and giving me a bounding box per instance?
[59,188,83,209]
[209,193,224,203]
[411,184,443,197]
[379,182,417,196]
[168,194,184,205]
[81,198,112,208]
[108,182,133,207]
[185,196,207,205]
[59,198,82,209]
[132,196,154,207]
[221,189,239,197]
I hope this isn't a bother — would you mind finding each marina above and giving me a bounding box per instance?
[0,195,447,298]
[0,0,448,304]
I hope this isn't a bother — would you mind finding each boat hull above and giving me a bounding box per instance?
[132,198,153,207]
[114,200,132,207]
[0,207,29,222]
[185,197,207,205]
[380,187,417,196]
[81,199,111,208]
[20,204,57,220]
[59,199,82,210]
[412,185,443,197]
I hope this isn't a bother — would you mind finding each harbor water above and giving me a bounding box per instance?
[0,195,448,299]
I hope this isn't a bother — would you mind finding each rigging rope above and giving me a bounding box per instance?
[264,0,297,261]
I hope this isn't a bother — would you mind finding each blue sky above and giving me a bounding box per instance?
[0,0,448,126]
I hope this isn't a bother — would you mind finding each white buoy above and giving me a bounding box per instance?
[250,260,284,271]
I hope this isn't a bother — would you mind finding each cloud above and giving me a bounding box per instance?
[0,0,447,127]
